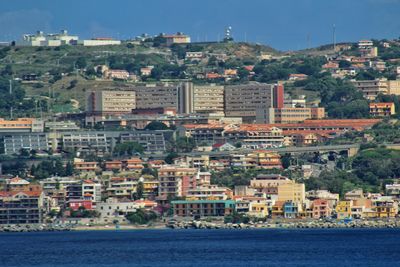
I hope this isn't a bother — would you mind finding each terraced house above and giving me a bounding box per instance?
[0,190,44,224]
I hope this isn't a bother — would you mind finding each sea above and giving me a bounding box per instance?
[1,228,400,267]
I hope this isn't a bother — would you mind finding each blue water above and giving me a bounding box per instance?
[1,229,400,267]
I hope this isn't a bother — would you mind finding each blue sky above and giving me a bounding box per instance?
[0,0,399,50]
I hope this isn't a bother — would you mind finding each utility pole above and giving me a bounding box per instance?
[333,24,336,52]
[9,79,13,119]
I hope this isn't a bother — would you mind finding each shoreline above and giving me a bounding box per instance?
[4,219,400,233]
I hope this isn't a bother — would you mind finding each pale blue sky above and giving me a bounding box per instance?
[0,0,399,50]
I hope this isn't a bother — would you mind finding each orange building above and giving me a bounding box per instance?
[74,160,98,172]
[105,161,123,171]
[0,118,43,132]
[123,158,144,172]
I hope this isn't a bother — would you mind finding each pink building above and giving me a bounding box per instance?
[312,199,331,219]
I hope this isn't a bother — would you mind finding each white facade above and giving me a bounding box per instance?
[96,198,139,219]
[17,30,78,47]
[77,40,121,46]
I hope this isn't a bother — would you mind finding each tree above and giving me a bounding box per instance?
[145,121,169,130]
[281,153,292,169]
[55,160,65,176]
[126,209,158,224]
[301,76,370,119]
[237,68,250,81]
[136,181,144,200]
[2,64,13,76]
[67,79,78,89]
[85,67,97,76]
[165,152,179,164]
[150,67,163,80]
[175,137,195,152]
[19,148,30,157]
[114,142,144,156]
[65,161,74,176]
[75,57,87,69]
[30,164,37,177]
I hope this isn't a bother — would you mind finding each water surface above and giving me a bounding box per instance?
[1,229,399,266]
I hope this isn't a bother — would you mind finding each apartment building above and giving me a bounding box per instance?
[0,118,44,133]
[369,102,395,117]
[82,180,102,203]
[312,199,332,219]
[250,174,292,190]
[336,200,352,219]
[386,184,400,198]
[106,177,138,199]
[0,133,49,155]
[186,185,232,200]
[160,33,191,46]
[158,167,198,198]
[62,132,110,154]
[223,124,284,148]
[277,181,305,203]
[351,79,388,100]
[16,30,78,46]
[264,107,325,124]
[230,151,282,170]
[246,150,282,169]
[171,200,235,217]
[225,83,274,122]
[86,90,136,115]
[193,84,224,114]
[373,198,398,218]
[73,159,99,173]
[134,84,177,110]
[180,124,227,144]
[387,80,400,95]
[96,197,139,223]
[0,190,44,224]
[120,131,167,153]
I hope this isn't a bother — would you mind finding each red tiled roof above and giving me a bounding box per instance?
[369,102,394,108]
[183,123,226,130]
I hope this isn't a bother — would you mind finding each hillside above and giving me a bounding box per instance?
[0,42,281,112]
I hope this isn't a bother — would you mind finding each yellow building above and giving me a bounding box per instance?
[186,155,210,169]
[193,84,225,114]
[271,201,285,217]
[373,199,398,218]
[387,80,400,95]
[336,201,352,220]
[247,150,282,169]
[369,102,395,117]
[277,181,305,203]
[142,179,159,198]
[248,200,269,217]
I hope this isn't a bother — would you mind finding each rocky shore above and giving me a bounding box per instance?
[166,219,400,230]
[0,224,72,233]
